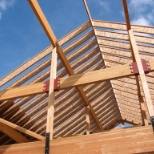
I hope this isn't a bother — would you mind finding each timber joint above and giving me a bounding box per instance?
[130,59,151,75]
[44,79,60,92]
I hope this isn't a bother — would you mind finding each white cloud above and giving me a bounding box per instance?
[98,0,110,11]
[96,0,108,7]
[0,0,16,19]
[130,0,154,8]
[131,17,151,26]
[128,0,154,26]
[90,0,110,12]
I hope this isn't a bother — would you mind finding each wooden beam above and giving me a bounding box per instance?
[83,0,122,125]
[83,0,92,21]
[86,106,90,134]
[9,59,51,88]
[95,30,154,45]
[140,101,149,125]
[0,118,45,141]
[1,59,154,102]
[28,0,103,131]
[121,119,138,126]
[92,20,154,35]
[46,48,57,139]
[122,0,147,125]
[122,0,131,30]
[57,44,103,131]
[59,21,91,45]
[122,0,153,125]
[0,46,53,87]
[129,29,154,117]
[57,43,74,75]
[82,0,107,67]
[0,122,29,143]
[59,62,132,89]
[28,0,57,47]
[0,82,45,101]
[0,126,154,154]
[1,20,91,89]
[98,39,154,53]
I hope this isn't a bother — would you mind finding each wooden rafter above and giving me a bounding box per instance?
[0,122,29,143]
[1,21,91,90]
[0,118,44,141]
[59,61,132,88]
[0,82,45,101]
[28,0,56,46]
[122,0,154,125]
[92,20,154,34]
[83,0,92,21]
[0,46,53,87]
[95,30,154,45]
[83,0,122,123]
[28,0,103,131]
[57,39,103,131]
[83,0,105,65]
[122,0,145,125]
[129,30,154,116]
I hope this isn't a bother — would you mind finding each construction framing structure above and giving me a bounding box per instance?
[1,0,154,153]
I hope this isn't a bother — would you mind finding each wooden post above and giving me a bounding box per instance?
[129,29,154,117]
[122,0,151,125]
[46,47,57,138]
[140,99,149,126]
[86,106,90,134]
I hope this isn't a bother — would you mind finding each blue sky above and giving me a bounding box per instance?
[0,0,154,78]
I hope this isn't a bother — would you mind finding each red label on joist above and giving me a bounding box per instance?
[44,79,59,92]
[130,59,150,75]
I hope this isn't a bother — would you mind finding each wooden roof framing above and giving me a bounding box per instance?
[1,0,154,153]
